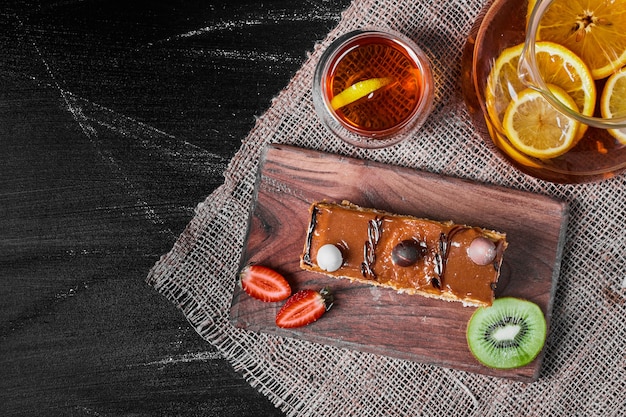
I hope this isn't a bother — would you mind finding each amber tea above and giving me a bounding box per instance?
[313,30,434,148]
[327,36,424,132]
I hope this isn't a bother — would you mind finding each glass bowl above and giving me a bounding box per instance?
[462,0,626,183]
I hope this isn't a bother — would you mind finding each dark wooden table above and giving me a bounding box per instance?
[1,1,351,415]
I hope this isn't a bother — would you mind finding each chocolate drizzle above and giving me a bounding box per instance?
[361,216,383,279]
[493,239,506,272]
[302,206,318,265]
[433,226,468,290]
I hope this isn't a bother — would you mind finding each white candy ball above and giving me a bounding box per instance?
[316,244,343,272]
[467,236,497,266]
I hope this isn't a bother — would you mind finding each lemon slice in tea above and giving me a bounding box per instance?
[528,0,626,80]
[485,115,543,169]
[503,85,580,159]
[330,77,394,110]
[600,66,626,144]
[485,41,596,137]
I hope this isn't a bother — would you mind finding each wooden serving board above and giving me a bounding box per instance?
[230,144,568,382]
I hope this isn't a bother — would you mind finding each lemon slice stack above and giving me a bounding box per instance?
[486,0,626,159]
[486,41,596,158]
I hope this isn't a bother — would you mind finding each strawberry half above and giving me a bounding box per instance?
[240,265,291,302]
[275,288,333,328]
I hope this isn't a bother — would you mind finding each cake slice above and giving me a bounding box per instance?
[300,201,508,306]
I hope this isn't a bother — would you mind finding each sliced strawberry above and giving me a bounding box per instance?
[240,265,291,302]
[275,288,333,328]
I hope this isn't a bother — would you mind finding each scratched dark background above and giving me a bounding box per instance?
[1,1,352,415]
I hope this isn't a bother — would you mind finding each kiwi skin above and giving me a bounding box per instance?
[466,297,547,369]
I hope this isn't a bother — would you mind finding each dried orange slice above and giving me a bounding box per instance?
[600,66,626,144]
[503,85,580,158]
[330,77,393,110]
[528,0,626,80]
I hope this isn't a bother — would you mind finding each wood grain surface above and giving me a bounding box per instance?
[231,144,569,382]
[1,1,351,415]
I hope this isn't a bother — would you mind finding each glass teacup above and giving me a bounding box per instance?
[313,28,434,149]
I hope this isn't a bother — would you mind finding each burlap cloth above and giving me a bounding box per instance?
[146,0,626,415]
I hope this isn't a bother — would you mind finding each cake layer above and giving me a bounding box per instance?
[300,201,508,306]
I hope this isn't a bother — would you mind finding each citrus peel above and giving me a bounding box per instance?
[330,77,394,110]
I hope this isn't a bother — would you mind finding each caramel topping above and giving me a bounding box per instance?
[444,227,500,304]
[301,202,507,306]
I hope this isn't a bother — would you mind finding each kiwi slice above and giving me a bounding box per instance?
[466,297,547,369]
